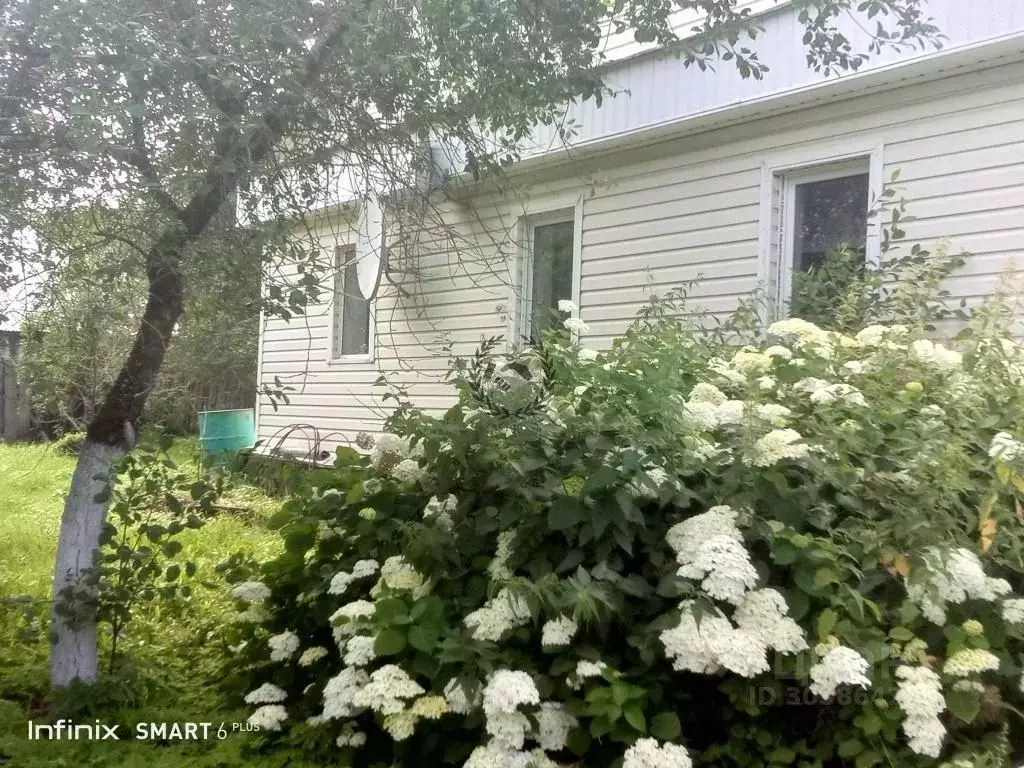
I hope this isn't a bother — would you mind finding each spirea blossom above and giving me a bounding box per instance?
[748,429,809,467]
[351,559,379,578]
[809,645,871,700]
[444,678,480,715]
[623,738,693,768]
[464,589,531,641]
[391,458,426,485]
[563,317,589,334]
[666,505,740,565]
[489,531,517,580]
[298,646,328,667]
[371,433,411,469]
[895,665,946,757]
[245,683,287,704]
[328,571,354,595]
[248,705,288,731]
[383,711,419,741]
[714,399,746,426]
[342,635,377,667]
[730,347,773,375]
[990,432,1024,461]
[352,665,425,715]
[336,728,367,748]
[410,695,450,720]
[557,299,578,314]
[424,494,457,522]
[231,581,271,601]
[483,670,540,716]
[908,548,999,624]
[764,345,793,361]
[756,404,792,426]
[734,588,808,654]
[682,401,719,430]
[535,702,577,751]
[541,616,578,648]
[767,318,832,348]
[1003,599,1024,625]
[943,648,1000,677]
[487,711,531,749]
[688,383,728,405]
[677,534,758,605]
[911,339,963,371]
[463,742,530,768]
[376,555,425,593]
[322,667,369,719]
[268,631,300,662]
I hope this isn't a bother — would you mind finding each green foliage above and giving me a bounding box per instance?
[230,286,1024,766]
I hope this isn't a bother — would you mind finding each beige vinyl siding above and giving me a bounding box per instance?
[258,59,1024,452]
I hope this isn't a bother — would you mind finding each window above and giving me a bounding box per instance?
[331,245,372,360]
[777,159,872,315]
[521,215,575,343]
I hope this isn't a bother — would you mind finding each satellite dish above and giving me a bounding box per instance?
[355,196,385,300]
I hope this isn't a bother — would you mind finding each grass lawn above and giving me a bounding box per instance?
[0,438,294,767]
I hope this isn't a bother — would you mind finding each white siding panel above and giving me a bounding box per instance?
[259,60,1024,451]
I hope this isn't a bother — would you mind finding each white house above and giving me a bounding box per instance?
[256,0,1024,459]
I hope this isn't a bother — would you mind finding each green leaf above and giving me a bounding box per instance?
[649,712,681,741]
[838,739,864,758]
[548,497,581,531]
[946,688,981,723]
[410,595,443,623]
[165,564,181,582]
[375,597,409,626]
[816,608,838,639]
[408,624,440,652]
[374,628,407,656]
[623,703,646,733]
[565,727,591,756]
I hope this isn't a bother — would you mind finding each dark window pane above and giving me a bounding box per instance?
[333,246,370,357]
[792,173,869,271]
[530,220,574,338]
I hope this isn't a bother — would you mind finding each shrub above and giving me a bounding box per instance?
[225,299,1024,767]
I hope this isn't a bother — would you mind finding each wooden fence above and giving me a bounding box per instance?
[0,331,32,439]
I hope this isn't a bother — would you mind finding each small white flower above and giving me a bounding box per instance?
[535,702,578,751]
[248,705,288,732]
[755,403,792,427]
[464,589,531,642]
[734,588,808,655]
[688,383,728,405]
[748,429,809,467]
[757,375,777,391]
[809,645,871,700]
[391,458,426,486]
[482,670,540,716]
[677,534,758,605]
[895,665,946,758]
[245,683,287,704]
[990,432,1024,461]
[268,631,300,662]
[328,571,354,595]
[351,559,379,578]
[1003,598,1024,625]
[342,635,377,667]
[322,667,370,719]
[541,615,578,648]
[943,648,1000,677]
[231,581,271,601]
[764,345,793,361]
[352,665,425,715]
[557,299,578,314]
[623,738,693,768]
[564,317,590,334]
[714,400,746,426]
[298,646,328,667]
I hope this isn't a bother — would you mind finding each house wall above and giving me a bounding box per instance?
[257,58,1024,455]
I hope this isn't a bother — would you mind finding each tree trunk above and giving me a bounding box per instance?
[49,440,125,687]
[49,239,186,688]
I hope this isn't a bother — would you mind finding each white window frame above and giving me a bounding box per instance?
[512,193,584,347]
[756,142,884,320]
[327,243,376,364]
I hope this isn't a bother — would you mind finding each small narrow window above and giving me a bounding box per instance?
[522,216,574,343]
[781,161,870,319]
[332,245,371,359]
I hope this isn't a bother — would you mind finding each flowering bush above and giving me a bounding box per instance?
[225,298,1024,767]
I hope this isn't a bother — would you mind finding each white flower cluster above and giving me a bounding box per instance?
[391,458,427,486]
[374,555,426,594]
[245,683,287,704]
[808,644,871,700]
[567,660,607,689]
[910,339,963,372]
[231,581,271,601]
[990,431,1024,462]
[1003,598,1024,625]
[557,299,578,314]
[464,588,531,642]
[943,648,1000,677]
[623,738,693,768]
[660,591,806,679]
[322,667,369,719]
[331,600,376,644]
[895,665,946,757]
[730,346,773,375]
[541,616,578,648]
[329,559,380,595]
[489,531,517,580]
[482,670,540,750]
[342,634,377,667]
[564,317,590,334]
[535,702,577,752]
[352,664,425,715]
[298,646,328,667]
[666,505,757,605]
[248,704,288,731]
[268,631,300,662]
[424,494,458,529]
[767,318,833,348]
[747,428,809,467]
[907,548,1012,624]
[755,403,792,427]
[336,726,367,748]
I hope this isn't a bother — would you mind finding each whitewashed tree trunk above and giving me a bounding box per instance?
[49,440,126,687]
